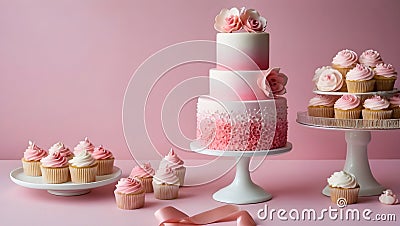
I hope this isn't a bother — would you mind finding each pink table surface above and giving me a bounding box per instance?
[2,159,399,226]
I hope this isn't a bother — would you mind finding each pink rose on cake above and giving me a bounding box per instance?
[240,9,267,32]
[214,7,242,33]
[257,67,288,97]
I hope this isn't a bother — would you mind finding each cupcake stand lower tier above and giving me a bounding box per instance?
[297,111,400,196]
[190,141,292,204]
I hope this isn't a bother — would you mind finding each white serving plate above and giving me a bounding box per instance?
[10,166,122,196]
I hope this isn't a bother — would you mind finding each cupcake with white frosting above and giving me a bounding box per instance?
[159,148,186,186]
[327,171,360,205]
[362,95,392,119]
[152,167,180,200]
[68,150,98,183]
[313,66,343,92]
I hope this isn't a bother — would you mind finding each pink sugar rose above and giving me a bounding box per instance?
[257,68,288,97]
[240,9,267,32]
[214,7,242,33]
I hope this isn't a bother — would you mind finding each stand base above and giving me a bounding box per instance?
[213,181,272,204]
[47,189,91,196]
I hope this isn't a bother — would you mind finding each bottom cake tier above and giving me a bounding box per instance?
[196,96,288,151]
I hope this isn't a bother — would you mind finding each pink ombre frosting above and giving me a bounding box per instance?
[159,149,184,170]
[114,177,144,194]
[363,95,390,110]
[153,167,180,186]
[49,142,73,158]
[334,95,361,110]
[73,137,95,155]
[40,151,68,167]
[130,162,155,179]
[332,49,358,67]
[359,49,383,67]
[23,141,47,161]
[346,64,374,81]
[389,94,400,107]
[308,95,337,107]
[374,63,397,78]
[91,145,113,160]
[314,67,343,91]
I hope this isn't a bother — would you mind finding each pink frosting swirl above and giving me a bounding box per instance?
[332,49,358,67]
[91,145,114,160]
[40,151,69,167]
[114,177,144,194]
[152,167,180,186]
[130,162,155,178]
[359,49,383,67]
[23,141,47,161]
[334,95,361,110]
[73,137,95,155]
[159,149,184,170]
[49,142,73,158]
[346,64,374,81]
[363,95,390,110]
[308,95,338,107]
[389,94,400,107]
[374,63,397,78]
[314,67,343,91]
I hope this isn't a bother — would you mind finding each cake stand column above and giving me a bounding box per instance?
[212,156,272,204]
[322,130,385,196]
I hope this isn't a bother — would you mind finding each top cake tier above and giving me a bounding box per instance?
[216,32,270,70]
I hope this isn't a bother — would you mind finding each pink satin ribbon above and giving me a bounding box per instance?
[155,205,256,226]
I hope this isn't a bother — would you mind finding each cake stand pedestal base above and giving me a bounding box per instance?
[322,131,385,197]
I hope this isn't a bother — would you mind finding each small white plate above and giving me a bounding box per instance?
[10,166,122,196]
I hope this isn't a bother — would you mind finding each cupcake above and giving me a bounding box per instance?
[308,95,338,118]
[159,148,186,186]
[49,142,73,160]
[389,94,400,119]
[68,150,98,183]
[374,63,397,91]
[362,95,392,119]
[114,177,145,210]
[130,162,155,193]
[73,137,95,155]
[40,152,69,184]
[331,49,358,91]
[313,66,343,92]
[327,171,360,205]
[334,95,362,119]
[21,141,48,176]
[346,64,375,93]
[92,145,114,176]
[359,49,383,69]
[152,167,180,200]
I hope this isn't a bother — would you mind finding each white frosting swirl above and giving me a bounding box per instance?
[315,67,343,91]
[327,171,357,189]
[68,150,96,167]
[363,95,390,110]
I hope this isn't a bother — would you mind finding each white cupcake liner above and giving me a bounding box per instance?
[21,159,42,176]
[69,163,98,183]
[40,165,69,184]
[114,191,145,210]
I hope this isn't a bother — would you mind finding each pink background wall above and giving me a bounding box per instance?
[1,0,399,160]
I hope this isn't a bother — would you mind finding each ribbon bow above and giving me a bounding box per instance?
[155,205,256,226]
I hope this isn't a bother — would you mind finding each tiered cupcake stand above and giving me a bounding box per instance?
[297,89,400,196]
[190,141,292,204]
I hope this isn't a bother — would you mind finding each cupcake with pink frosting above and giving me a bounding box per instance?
[49,142,73,160]
[73,137,95,155]
[346,64,375,93]
[374,63,397,91]
[114,177,145,210]
[40,152,70,184]
[308,95,338,118]
[68,150,98,183]
[130,162,155,193]
[152,167,180,200]
[21,141,48,176]
[313,66,343,92]
[362,95,392,120]
[389,94,400,119]
[359,49,383,68]
[331,49,358,91]
[92,145,114,176]
[159,148,186,186]
[334,94,362,119]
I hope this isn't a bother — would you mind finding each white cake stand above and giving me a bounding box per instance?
[190,141,292,204]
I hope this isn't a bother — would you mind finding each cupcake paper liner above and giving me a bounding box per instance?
[96,158,114,176]
[40,165,70,184]
[69,163,98,183]
[308,106,334,118]
[330,186,360,205]
[362,109,393,120]
[174,167,186,187]
[374,77,396,91]
[114,191,145,210]
[152,182,179,200]
[392,107,400,119]
[135,177,153,193]
[346,80,375,93]
[21,159,42,176]
[334,108,362,120]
